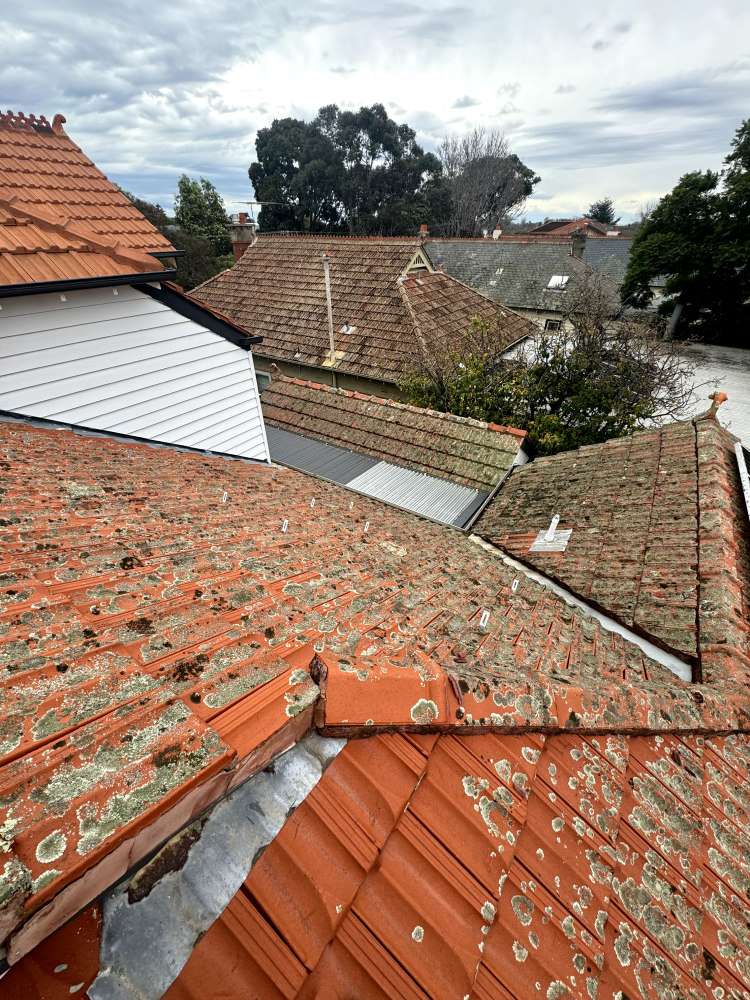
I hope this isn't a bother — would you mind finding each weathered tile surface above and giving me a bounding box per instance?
[191,235,534,383]
[262,372,526,491]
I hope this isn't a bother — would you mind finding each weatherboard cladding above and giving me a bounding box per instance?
[190,235,534,383]
[261,374,525,492]
[0,284,269,461]
[2,402,750,982]
[0,111,175,255]
[427,238,623,312]
[168,728,750,1000]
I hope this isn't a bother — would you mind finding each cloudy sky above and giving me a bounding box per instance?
[2,0,748,222]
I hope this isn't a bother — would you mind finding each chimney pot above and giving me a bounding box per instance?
[420,224,428,233]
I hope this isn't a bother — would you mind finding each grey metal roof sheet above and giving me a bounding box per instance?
[265,424,488,528]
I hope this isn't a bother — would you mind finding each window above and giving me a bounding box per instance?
[545,320,562,331]
[255,371,271,392]
[547,275,569,290]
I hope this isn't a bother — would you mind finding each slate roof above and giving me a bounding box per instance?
[427,238,621,313]
[3,402,750,999]
[261,372,527,492]
[0,110,176,256]
[190,236,534,383]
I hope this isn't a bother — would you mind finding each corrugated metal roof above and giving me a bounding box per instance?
[265,423,488,528]
[346,461,482,526]
[262,373,525,492]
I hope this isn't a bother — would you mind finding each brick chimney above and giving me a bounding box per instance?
[419,223,428,244]
[569,229,586,259]
[492,225,502,240]
[229,215,258,262]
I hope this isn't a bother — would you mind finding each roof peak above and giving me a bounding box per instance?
[0,110,66,135]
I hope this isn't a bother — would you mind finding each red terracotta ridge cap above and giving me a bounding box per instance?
[486,422,528,441]
[0,198,164,274]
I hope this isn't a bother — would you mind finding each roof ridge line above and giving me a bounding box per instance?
[271,370,527,437]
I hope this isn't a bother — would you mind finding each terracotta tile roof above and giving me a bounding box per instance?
[261,371,527,492]
[0,207,147,286]
[1,398,749,971]
[0,111,175,255]
[190,235,534,383]
[473,406,750,676]
[169,726,750,1000]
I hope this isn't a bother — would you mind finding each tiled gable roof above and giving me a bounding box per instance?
[474,407,750,674]
[427,237,621,312]
[190,235,534,382]
[168,725,750,1000]
[2,401,750,989]
[261,372,526,492]
[0,206,158,287]
[0,110,175,257]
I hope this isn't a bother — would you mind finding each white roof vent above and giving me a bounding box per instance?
[547,275,569,290]
[339,323,357,335]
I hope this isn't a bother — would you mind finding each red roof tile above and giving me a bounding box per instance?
[262,371,526,491]
[190,235,534,383]
[171,728,750,999]
[0,111,175,255]
[2,399,749,970]
[474,409,750,672]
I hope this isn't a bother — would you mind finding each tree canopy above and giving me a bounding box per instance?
[249,106,538,237]
[621,119,750,344]
[400,274,695,456]
[173,175,232,256]
[588,197,619,227]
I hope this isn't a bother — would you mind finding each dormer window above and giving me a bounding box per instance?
[547,275,569,290]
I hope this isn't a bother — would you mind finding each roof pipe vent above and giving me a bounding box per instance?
[544,514,560,542]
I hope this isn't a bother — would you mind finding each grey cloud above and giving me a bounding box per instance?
[556,84,576,94]
[329,66,356,73]
[613,21,631,33]
[594,64,750,116]
[497,82,521,98]
[452,95,480,108]
[497,101,519,115]
[592,40,608,51]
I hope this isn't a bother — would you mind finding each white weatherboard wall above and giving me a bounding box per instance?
[0,284,270,461]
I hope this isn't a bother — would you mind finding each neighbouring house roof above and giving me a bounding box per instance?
[528,217,611,236]
[261,372,527,493]
[0,110,176,256]
[190,235,534,383]
[474,401,750,673]
[4,399,750,1000]
[427,238,621,314]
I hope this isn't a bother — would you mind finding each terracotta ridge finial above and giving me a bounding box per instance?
[697,391,729,422]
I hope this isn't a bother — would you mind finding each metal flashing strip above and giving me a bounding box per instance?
[469,533,694,683]
[736,441,750,523]
[265,425,487,528]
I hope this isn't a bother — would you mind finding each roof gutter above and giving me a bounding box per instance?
[0,269,177,299]
[149,249,186,259]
